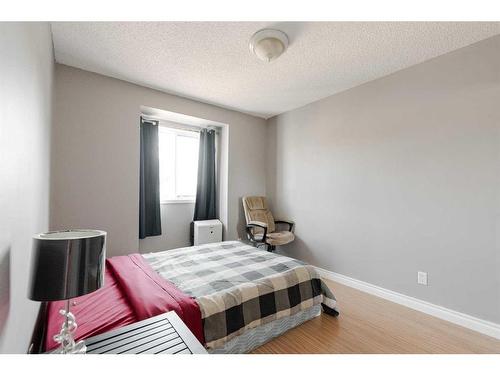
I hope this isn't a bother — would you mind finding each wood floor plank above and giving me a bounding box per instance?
[252,280,500,354]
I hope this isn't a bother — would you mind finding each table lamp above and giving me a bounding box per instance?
[28,230,106,354]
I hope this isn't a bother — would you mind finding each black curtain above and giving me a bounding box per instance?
[193,129,217,221]
[139,118,162,239]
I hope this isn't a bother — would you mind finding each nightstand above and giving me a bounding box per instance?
[84,311,207,354]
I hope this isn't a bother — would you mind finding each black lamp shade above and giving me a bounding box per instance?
[28,230,106,301]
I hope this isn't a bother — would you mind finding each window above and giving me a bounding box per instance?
[158,126,199,202]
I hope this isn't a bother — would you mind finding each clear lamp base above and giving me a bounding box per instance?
[51,340,87,354]
[52,300,86,354]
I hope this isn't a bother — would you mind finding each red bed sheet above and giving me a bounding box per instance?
[44,254,204,351]
[44,268,136,351]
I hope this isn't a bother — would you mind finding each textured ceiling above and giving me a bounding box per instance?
[51,22,500,118]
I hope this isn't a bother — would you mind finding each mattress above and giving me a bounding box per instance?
[208,305,321,354]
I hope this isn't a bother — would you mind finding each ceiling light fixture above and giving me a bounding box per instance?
[249,29,289,63]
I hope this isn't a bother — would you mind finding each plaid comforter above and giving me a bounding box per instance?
[143,241,337,349]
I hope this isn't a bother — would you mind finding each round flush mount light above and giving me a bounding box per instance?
[249,29,289,62]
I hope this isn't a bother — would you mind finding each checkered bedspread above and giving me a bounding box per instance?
[142,241,337,349]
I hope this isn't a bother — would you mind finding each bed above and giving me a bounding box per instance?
[44,241,338,353]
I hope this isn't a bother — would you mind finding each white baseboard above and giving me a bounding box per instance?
[315,266,500,340]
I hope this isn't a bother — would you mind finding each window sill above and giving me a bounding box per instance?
[161,200,196,205]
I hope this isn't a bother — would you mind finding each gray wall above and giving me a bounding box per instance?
[0,23,54,353]
[51,65,267,257]
[267,36,500,324]
[139,203,195,252]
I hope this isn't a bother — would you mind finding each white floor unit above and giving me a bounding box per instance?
[193,219,222,245]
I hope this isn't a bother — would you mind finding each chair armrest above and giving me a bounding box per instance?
[274,219,294,232]
[248,221,268,228]
[246,221,268,243]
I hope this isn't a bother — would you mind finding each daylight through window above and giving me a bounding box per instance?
[158,126,199,202]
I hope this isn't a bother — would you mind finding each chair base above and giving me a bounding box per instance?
[251,241,276,252]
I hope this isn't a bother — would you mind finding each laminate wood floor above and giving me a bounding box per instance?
[252,280,500,354]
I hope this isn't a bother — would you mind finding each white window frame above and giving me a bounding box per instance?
[158,125,199,205]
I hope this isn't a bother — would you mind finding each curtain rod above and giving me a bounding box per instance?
[141,115,220,133]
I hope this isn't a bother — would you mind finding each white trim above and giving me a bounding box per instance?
[316,266,500,340]
[158,122,202,135]
[161,199,195,205]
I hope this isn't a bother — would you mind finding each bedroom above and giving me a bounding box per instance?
[1,1,499,373]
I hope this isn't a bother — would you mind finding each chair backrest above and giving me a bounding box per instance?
[242,196,276,233]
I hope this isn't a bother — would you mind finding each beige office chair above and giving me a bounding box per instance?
[242,196,294,252]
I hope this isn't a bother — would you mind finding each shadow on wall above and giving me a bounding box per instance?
[276,235,316,265]
[237,197,247,241]
[0,246,11,337]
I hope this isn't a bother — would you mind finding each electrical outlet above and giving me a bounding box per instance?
[417,271,428,286]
